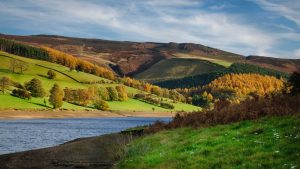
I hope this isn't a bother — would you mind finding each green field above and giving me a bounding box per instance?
[134,58,223,82]
[174,53,233,67]
[118,116,300,169]
[0,51,199,112]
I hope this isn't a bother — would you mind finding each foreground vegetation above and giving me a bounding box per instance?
[118,116,300,169]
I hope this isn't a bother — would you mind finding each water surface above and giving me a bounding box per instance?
[0,117,170,155]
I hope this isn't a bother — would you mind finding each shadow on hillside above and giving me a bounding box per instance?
[31,102,52,108]
[0,68,11,73]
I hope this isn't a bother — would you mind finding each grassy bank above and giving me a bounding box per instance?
[118,116,300,169]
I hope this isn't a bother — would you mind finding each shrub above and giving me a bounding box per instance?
[11,89,31,99]
[94,99,109,111]
[25,78,46,97]
[160,102,174,109]
[146,94,300,133]
[47,70,56,79]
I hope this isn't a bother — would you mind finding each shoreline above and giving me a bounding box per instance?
[0,110,174,119]
[0,133,135,169]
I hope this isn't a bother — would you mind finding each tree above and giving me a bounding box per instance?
[94,99,109,111]
[151,86,162,96]
[98,87,110,101]
[289,72,300,95]
[116,85,128,101]
[47,70,56,79]
[49,84,64,109]
[107,87,119,101]
[0,76,10,94]
[18,62,29,73]
[25,78,46,97]
[9,59,28,74]
[9,59,17,73]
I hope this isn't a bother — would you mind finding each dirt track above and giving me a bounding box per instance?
[0,110,173,119]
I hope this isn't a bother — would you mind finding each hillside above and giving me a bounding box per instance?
[134,58,224,83]
[155,63,289,89]
[246,55,300,73]
[0,51,200,112]
[118,116,300,169]
[1,34,299,84]
[0,34,244,77]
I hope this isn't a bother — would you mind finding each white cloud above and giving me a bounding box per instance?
[294,49,300,59]
[0,0,299,58]
[251,0,300,27]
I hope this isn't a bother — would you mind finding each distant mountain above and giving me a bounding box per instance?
[246,55,300,73]
[0,34,243,76]
[0,34,299,81]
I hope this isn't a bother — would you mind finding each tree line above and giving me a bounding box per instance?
[155,63,289,89]
[0,38,115,80]
[0,38,50,60]
[42,46,115,80]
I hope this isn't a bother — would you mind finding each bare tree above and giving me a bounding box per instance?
[9,59,28,74]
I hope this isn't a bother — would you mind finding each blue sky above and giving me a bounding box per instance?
[0,0,299,59]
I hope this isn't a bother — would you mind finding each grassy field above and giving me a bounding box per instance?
[108,99,200,112]
[174,53,233,67]
[0,51,200,112]
[134,58,223,82]
[118,116,300,169]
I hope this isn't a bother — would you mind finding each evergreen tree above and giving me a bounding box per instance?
[49,84,64,109]
[289,72,300,95]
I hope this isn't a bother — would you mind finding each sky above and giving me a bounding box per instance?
[0,0,299,59]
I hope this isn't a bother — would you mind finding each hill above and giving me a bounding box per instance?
[118,91,300,168]
[134,58,224,83]
[155,63,289,89]
[0,34,244,77]
[1,34,299,83]
[246,55,300,73]
[118,116,300,169]
[0,51,200,112]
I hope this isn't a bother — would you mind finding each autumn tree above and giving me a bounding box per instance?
[94,99,109,111]
[98,87,110,101]
[49,84,64,109]
[205,73,284,98]
[47,70,56,79]
[25,78,46,97]
[0,76,10,94]
[151,86,162,96]
[116,85,128,101]
[107,87,119,101]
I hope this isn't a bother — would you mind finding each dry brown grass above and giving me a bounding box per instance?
[146,94,300,133]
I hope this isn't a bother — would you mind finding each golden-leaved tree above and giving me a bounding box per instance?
[205,73,284,97]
